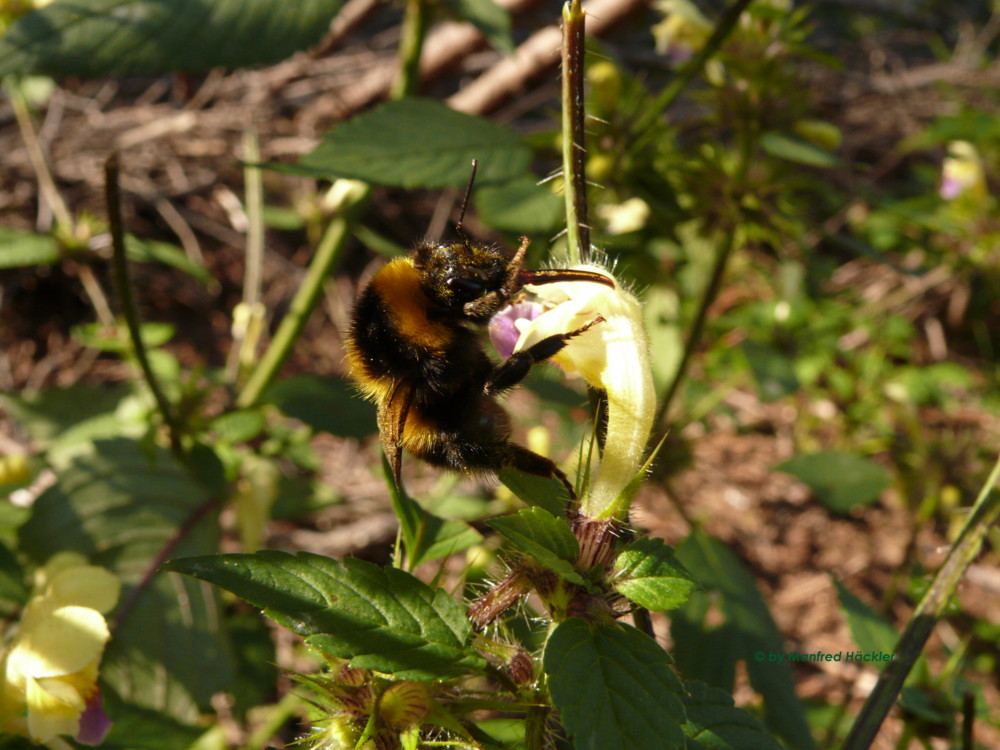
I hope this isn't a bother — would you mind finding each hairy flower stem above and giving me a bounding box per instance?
[561,0,589,263]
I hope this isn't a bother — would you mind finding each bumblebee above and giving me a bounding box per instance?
[346,234,614,497]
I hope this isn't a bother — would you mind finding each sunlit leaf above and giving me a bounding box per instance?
[0,0,342,77]
[166,551,487,680]
[287,98,531,188]
[545,619,686,750]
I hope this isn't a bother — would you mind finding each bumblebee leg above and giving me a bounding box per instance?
[484,315,604,396]
[504,443,576,498]
[462,236,530,319]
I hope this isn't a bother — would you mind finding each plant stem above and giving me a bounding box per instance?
[238,0,426,408]
[8,78,73,230]
[843,452,1000,750]
[235,185,369,408]
[653,223,738,429]
[227,129,266,385]
[242,128,265,310]
[105,153,184,458]
[632,0,756,147]
[239,691,304,750]
[524,692,550,750]
[561,0,589,263]
[391,0,430,99]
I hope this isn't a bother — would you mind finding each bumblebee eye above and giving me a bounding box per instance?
[446,276,486,299]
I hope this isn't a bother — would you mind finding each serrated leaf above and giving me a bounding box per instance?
[682,681,783,750]
[498,467,570,516]
[261,375,377,438]
[545,619,686,750]
[486,507,584,585]
[0,227,60,267]
[776,451,890,514]
[287,98,531,188]
[442,0,513,53]
[17,438,228,723]
[832,577,898,661]
[0,0,343,77]
[166,551,487,680]
[672,530,815,750]
[612,537,698,611]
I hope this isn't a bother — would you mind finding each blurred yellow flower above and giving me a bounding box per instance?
[513,257,655,520]
[652,0,713,64]
[1,552,119,744]
[940,141,986,202]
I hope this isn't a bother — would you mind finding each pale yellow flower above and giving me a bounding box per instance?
[940,141,986,201]
[514,257,655,520]
[1,552,119,743]
[652,0,713,64]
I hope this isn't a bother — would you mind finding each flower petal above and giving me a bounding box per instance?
[8,605,110,679]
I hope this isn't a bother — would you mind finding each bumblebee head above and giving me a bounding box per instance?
[413,240,514,318]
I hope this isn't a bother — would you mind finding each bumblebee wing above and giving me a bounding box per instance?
[378,380,413,487]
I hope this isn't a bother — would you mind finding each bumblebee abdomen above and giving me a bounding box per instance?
[370,258,453,354]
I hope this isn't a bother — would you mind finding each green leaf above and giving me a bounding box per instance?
[125,236,213,285]
[544,619,686,750]
[672,530,815,750]
[0,384,131,447]
[741,341,799,402]
[486,507,584,585]
[166,551,487,680]
[612,537,698,611]
[682,681,783,750]
[287,98,531,188]
[0,539,28,613]
[0,0,343,77]
[17,438,228,723]
[0,227,60,267]
[384,463,483,568]
[832,577,898,660]
[72,321,175,352]
[210,409,266,444]
[261,375,377,438]
[442,0,512,53]
[475,176,564,234]
[760,131,842,168]
[498,467,571,516]
[101,688,204,750]
[776,451,890,514]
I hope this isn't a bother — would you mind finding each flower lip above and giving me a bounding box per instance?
[518,267,616,289]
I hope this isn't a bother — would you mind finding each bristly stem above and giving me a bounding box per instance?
[843,452,1000,750]
[105,153,184,458]
[561,0,589,264]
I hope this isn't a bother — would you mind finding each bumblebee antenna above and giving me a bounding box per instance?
[455,159,478,243]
